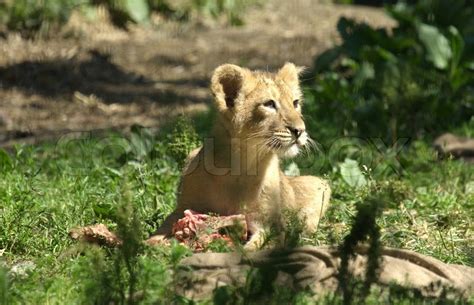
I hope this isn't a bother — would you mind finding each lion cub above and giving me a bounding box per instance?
[150,63,331,249]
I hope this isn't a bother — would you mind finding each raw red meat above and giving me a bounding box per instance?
[172,209,248,251]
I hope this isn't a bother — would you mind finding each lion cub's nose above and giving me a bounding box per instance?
[287,126,304,138]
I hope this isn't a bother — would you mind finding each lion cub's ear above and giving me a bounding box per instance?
[277,62,305,87]
[211,64,250,111]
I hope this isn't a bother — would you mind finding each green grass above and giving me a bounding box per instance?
[0,113,473,304]
[309,139,473,266]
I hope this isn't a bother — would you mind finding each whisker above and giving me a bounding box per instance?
[307,136,323,155]
[303,142,311,157]
[256,137,273,156]
[246,130,270,141]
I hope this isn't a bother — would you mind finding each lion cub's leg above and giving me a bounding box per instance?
[287,176,331,233]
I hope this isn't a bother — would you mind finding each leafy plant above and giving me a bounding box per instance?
[306,0,474,144]
[97,0,151,28]
[167,116,201,169]
[1,0,151,34]
[282,208,305,248]
[2,0,80,37]
[78,182,145,305]
[0,0,261,36]
[192,0,257,26]
[0,264,8,305]
[339,158,368,189]
[128,124,155,161]
[338,195,384,305]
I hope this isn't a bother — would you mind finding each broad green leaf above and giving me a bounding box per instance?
[284,162,300,177]
[448,26,464,70]
[387,2,416,26]
[124,0,149,23]
[354,61,374,86]
[339,158,367,189]
[417,23,452,69]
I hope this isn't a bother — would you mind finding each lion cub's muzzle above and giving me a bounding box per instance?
[275,126,307,145]
[272,126,308,157]
[287,126,303,139]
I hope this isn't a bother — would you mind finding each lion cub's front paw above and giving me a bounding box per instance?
[243,240,260,251]
[243,229,267,251]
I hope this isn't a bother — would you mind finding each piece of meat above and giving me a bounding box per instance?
[69,224,122,247]
[172,210,248,251]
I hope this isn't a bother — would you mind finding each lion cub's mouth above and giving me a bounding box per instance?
[267,131,309,158]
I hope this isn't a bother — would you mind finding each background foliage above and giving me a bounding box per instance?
[0,0,256,37]
[305,0,473,144]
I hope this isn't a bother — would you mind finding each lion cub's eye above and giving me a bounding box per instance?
[263,100,277,110]
[293,99,300,109]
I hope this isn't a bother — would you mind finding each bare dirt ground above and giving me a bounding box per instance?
[0,0,393,147]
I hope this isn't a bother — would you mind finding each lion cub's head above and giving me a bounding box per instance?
[211,63,310,158]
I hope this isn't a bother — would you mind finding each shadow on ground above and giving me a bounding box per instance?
[0,50,206,106]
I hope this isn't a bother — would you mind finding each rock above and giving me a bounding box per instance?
[433,133,474,163]
[176,245,474,300]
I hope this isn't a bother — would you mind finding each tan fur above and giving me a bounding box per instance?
[148,63,331,249]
